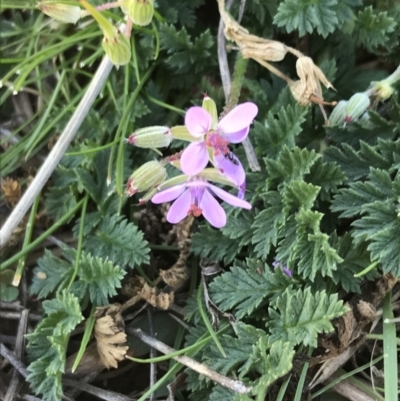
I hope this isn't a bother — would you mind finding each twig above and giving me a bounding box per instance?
[147,307,156,401]
[0,311,41,321]
[129,328,252,394]
[0,56,114,248]
[4,309,29,401]
[0,344,137,401]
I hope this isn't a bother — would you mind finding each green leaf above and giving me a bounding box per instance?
[267,287,348,347]
[294,209,343,280]
[251,339,295,391]
[353,7,397,51]
[209,260,293,319]
[282,180,321,213]
[252,192,285,259]
[83,214,150,269]
[222,211,254,247]
[266,146,320,186]
[191,226,241,264]
[306,158,346,201]
[205,323,269,378]
[253,103,308,159]
[27,291,83,401]
[353,200,400,276]
[273,0,339,38]
[72,253,126,306]
[30,250,73,299]
[159,24,214,74]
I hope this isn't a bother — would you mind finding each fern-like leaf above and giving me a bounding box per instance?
[209,260,293,319]
[267,287,348,347]
[73,253,126,306]
[83,214,150,269]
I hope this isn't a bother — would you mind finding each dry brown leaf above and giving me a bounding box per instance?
[139,282,174,310]
[159,264,190,289]
[1,177,21,206]
[94,304,128,369]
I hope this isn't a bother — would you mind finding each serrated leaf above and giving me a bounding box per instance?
[266,146,320,186]
[274,0,338,38]
[83,214,150,268]
[252,192,285,259]
[27,291,83,401]
[205,323,269,378]
[294,209,343,280]
[251,339,295,391]
[75,253,127,306]
[306,158,346,200]
[353,7,397,51]
[209,260,293,319]
[253,103,308,159]
[159,24,214,74]
[282,180,320,213]
[191,226,241,264]
[222,211,254,247]
[30,250,73,299]
[267,287,348,347]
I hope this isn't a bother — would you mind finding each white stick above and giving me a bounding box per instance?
[0,57,114,248]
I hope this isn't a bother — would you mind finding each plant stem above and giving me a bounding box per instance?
[0,56,114,249]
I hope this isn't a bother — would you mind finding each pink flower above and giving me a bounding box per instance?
[151,178,251,228]
[180,102,258,185]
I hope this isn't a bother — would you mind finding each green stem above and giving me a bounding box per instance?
[67,194,89,289]
[197,280,226,357]
[65,140,119,156]
[382,291,397,401]
[12,193,41,286]
[1,198,85,271]
[71,303,97,373]
[221,54,248,117]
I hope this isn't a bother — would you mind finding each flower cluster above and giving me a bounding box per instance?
[126,96,258,228]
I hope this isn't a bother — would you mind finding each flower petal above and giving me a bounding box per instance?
[185,106,212,137]
[151,184,186,204]
[214,152,245,186]
[207,183,251,209]
[167,189,192,224]
[200,189,227,228]
[224,126,249,143]
[181,142,209,176]
[218,102,258,135]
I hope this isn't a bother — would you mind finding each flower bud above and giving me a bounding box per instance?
[80,0,131,66]
[127,126,172,149]
[126,161,167,196]
[37,1,82,24]
[202,96,218,129]
[170,125,200,142]
[328,100,348,127]
[125,0,154,26]
[370,65,400,101]
[344,92,370,123]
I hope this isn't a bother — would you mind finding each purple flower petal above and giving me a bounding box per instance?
[185,106,212,137]
[218,103,258,134]
[214,152,245,186]
[207,183,251,209]
[152,184,186,204]
[238,181,246,200]
[200,189,227,228]
[181,142,209,176]
[224,126,249,144]
[167,189,191,224]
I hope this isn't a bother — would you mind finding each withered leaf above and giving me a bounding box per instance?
[94,304,128,369]
[1,177,21,206]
